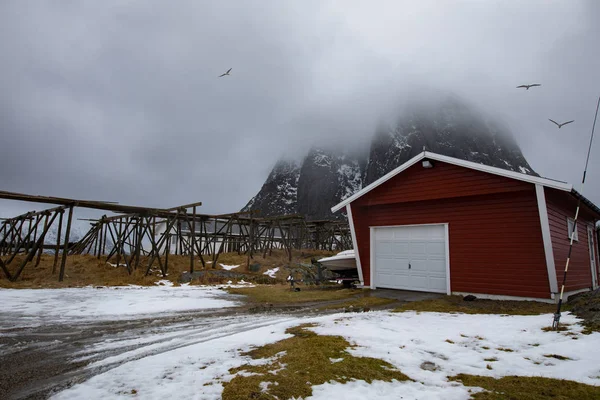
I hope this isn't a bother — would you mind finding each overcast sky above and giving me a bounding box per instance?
[1,0,599,220]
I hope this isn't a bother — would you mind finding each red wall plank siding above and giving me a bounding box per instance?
[351,161,551,299]
[355,162,532,207]
[545,187,599,292]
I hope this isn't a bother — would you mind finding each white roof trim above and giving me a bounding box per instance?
[331,151,573,213]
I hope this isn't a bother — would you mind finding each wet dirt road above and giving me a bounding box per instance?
[0,288,414,399]
[0,307,304,400]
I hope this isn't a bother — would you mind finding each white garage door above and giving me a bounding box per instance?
[372,224,448,293]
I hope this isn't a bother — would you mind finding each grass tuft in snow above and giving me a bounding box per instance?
[541,325,571,332]
[496,347,514,352]
[395,296,555,315]
[221,324,411,399]
[450,374,600,399]
[543,354,572,361]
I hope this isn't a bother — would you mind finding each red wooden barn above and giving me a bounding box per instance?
[331,151,600,301]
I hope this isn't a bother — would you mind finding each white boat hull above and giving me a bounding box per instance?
[317,250,358,276]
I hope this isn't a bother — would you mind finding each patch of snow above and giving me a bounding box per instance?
[154,280,173,287]
[519,166,531,174]
[52,319,301,400]
[308,380,472,400]
[391,134,411,152]
[309,312,600,387]
[263,267,279,278]
[0,286,239,323]
[329,357,344,363]
[275,178,298,206]
[338,162,363,201]
[220,264,240,271]
[106,262,127,268]
[313,153,332,167]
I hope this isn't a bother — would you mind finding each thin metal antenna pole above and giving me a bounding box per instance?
[553,96,600,330]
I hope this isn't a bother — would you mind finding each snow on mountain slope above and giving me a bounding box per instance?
[241,159,300,217]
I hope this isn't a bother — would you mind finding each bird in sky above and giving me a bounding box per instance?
[219,68,232,77]
[548,119,575,128]
[516,84,541,90]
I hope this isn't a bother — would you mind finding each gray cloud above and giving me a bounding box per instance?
[1,0,599,220]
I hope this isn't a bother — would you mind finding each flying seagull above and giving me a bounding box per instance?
[219,68,232,77]
[549,119,574,128]
[516,84,541,90]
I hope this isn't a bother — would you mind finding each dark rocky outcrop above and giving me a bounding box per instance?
[242,147,366,220]
[242,159,300,217]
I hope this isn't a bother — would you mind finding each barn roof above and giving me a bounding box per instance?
[331,151,600,216]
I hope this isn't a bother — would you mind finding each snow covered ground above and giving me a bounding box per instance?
[219,263,240,271]
[47,310,599,399]
[308,312,600,398]
[0,285,242,325]
[2,287,598,399]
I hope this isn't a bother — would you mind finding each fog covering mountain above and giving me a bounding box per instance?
[365,95,537,185]
[242,95,537,220]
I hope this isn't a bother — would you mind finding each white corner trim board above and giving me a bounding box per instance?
[535,184,559,294]
[346,204,364,286]
[369,227,375,289]
[445,223,451,295]
[331,151,573,213]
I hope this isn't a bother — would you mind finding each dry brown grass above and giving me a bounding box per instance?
[543,354,572,360]
[0,254,160,288]
[541,325,571,332]
[221,324,411,399]
[225,284,359,304]
[220,248,336,281]
[317,296,397,311]
[0,249,336,288]
[450,374,600,399]
[394,295,555,315]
